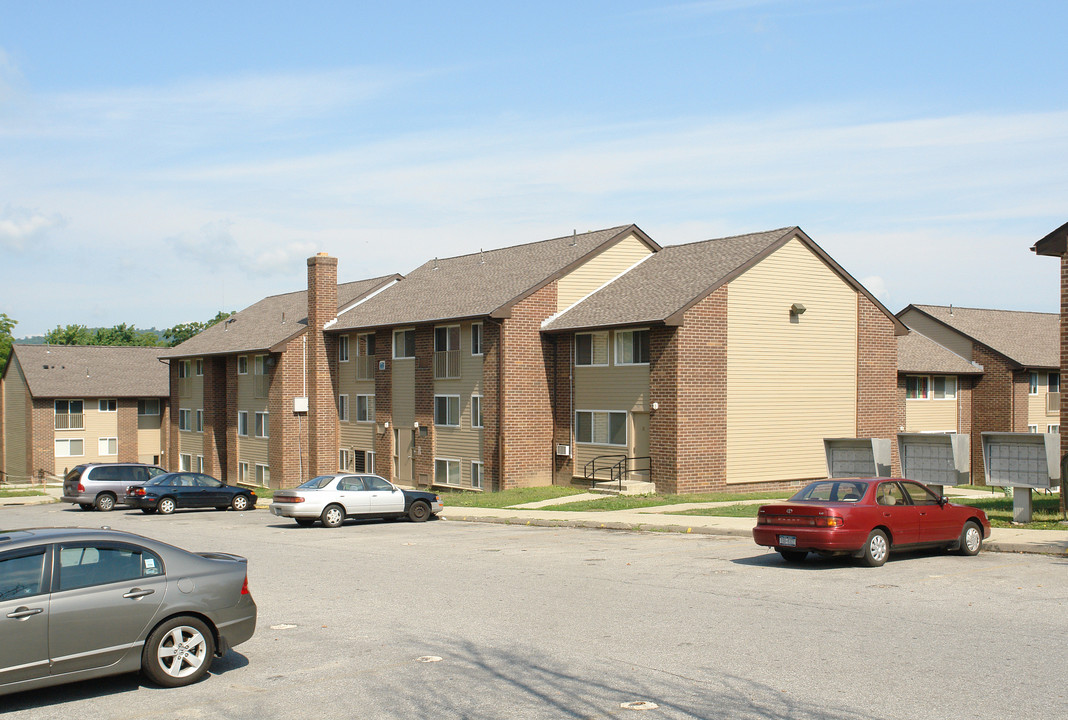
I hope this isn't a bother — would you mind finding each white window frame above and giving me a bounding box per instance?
[471,461,484,489]
[338,394,350,422]
[575,410,628,446]
[98,437,118,456]
[255,464,270,486]
[575,332,609,367]
[55,438,84,457]
[195,409,204,432]
[179,453,192,471]
[238,461,249,483]
[178,408,192,431]
[434,395,460,427]
[197,455,204,473]
[138,398,160,416]
[905,376,929,400]
[435,458,461,486]
[238,411,249,437]
[98,399,117,413]
[237,356,248,375]
[471,395,484,429]
[195,359,204,376]
[255,411,269,438]
[932,376,957,400]
[1049,424,1060,434]
[1049,372,1061,394]
[393,329,416,359]
[1029,372,1039,395]
[614,329,650,366]
[1028,425,1039,433]
[366,451,375,474]
[471,322,483,356]
[339,449,352,472]
[178,360,189,379]
[339,335,350,363]
[356,395,375,423]
[54,399,84,430]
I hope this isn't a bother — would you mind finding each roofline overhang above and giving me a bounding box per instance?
[1031,220,1068,257]
[541,320,669,335]
[897,304,1032,370]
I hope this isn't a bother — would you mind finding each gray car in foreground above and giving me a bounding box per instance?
[0,527,256,697]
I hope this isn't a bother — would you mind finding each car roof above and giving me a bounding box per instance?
[0,527,156,550]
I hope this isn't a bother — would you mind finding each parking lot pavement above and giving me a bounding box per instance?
[2,502,1067,720]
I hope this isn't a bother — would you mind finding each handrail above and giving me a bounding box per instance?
[584,454,652,492]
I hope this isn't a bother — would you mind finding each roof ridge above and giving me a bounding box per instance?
[661,226,796,251]
[413,225,633,265]
[914,304,1057,317]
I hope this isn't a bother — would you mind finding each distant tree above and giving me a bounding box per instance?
[93,323,159,346]
[43,324,93,346]
[0,313,16,368]
[163,311,235,347]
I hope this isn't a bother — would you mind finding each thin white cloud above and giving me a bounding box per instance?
[0,204,64,250]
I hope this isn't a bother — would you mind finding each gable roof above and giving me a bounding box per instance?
[900,304,1058,369]
[543,227,906,333]
[8,345,169,398]
[330,225,659,331]
[163,274,401,358]
[897,331,983,375]
[1031,220,1068,256]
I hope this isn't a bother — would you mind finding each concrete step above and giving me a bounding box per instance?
[590,480,657,496]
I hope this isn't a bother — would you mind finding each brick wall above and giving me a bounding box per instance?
[225,355,239,483]
[202,356,227,477]
[266,339,309,488]
[1063,254,1068,482]
[857,295,900,475]
[307,254,339,478]
[117,399,138,463]
[551,333,575,484]
[373,328,393,480]
[649,324,681,492]
[481,319,502,490]
[970,344,1018,483]
[167,361,180,471]
[30,398,53,477]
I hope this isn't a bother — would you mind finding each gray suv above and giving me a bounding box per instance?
[62,463,167,511]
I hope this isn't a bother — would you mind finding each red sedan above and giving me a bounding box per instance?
[753,478,991,567]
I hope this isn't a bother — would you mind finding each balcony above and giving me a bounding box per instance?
[254,375,269,399]
[54,413,84,430]
[1047,391,1060,415]
[177,377,192,398]
[356,356,375,381]
[434,350,460,379]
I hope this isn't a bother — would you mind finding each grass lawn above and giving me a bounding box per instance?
[438,486,586,508]
[533,490,792,512]
[0,489,47,498]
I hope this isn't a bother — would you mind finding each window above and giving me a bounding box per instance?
[393,329,415,359]
[197,455,204,473]
[55,400,84,430]
[238,461,249,483]
[194,359,203,376]
[98,399,117,413]
[901,481,939,506]
[178,360,189,379]
[471,395,484,428]
[253,355,269,398]
[238,411,249,437]
[932,376,956,400]
[471,462,484,489]
[256,464,270,485]
[356,333,376,379]
[138,398,160,416]
[365,451,375,474]
[339,449,352,472]
[471,322,483,355]
[905,376,929,399]
[575,332,608,366]
[178,408,192,431]
[575,410,627,446]
[179,453,192,471]
[614,329,650,365]
[1030,372,1039,395]
[56,438,84,457]
[435,458,461,486]
[1050,425,1060,434]
[237,356,248,375]
[0,549,46,599]
[255,411,269,438]
[338,394,350,422]
[434,395,460,426]
[1028,425,1039,433]
[339,335,350,362]
[57,545,162,591]
[1049,373,1061,394]
[98,437,118,456]
[434,325,460,378]
[195,409,204,432]
[356,395,375,422]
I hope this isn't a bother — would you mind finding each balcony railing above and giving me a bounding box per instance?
[356,356,375,380]
[434,350,460,379]
[1047,391,1060,415]
[54,414,84,430]
[253,375,269,399]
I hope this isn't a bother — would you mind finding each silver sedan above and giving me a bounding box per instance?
[269,474,443,527]
[0,527,256,696]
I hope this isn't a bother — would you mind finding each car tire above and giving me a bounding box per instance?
[862,529,890,567]
[158,497,177,515]
[141,507,157,514]
[958,521,983,556]
[94,493,116,512]
[408,501,431,523]
[141,616,215,688]
[321,504,345,528]
[295,518,316,527]
[231,494,251,511]
[79,503,94,511]
[778,549,808,563]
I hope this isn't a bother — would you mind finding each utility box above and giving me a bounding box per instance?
[897,433,970,488]
[824,438,892,478]
[981,432,1060,523]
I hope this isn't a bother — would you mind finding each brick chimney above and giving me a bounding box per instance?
[307,253,338,477]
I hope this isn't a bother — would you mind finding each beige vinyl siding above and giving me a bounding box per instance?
[557,233,653,312]
[177,368,205,459]
[433,322,485,486]
[339,423,377,466]
[898,310,974,360]
[726,237,858,484]
[235,363,269,476]
[1027,371,1058,426]
[137,407,162,462]
[53,398,118,470]
[392,354,416,425]
[239,437,269,471]
[905,396,958,433]
[3,357,30,480]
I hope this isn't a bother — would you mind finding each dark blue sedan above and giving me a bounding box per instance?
[125,473,257,515]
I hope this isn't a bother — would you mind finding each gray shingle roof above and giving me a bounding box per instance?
[10,345,169,398]
[898,331,984,374]
[331,226,654,330]
[163,275,401,358]
[543,228,797,331]
[907,305,1058,369]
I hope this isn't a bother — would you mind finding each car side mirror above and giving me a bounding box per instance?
[938,495,949,506]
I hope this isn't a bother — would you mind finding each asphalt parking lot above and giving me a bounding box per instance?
[2,502,1066,720]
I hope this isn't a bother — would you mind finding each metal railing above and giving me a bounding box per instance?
[583,454,652,493]
[356,356,375,380]
[434,350,460,379]
[1047,392,1060,415]
[54,414,84,430]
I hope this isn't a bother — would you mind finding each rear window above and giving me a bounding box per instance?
[299,476,337,490]
[65,466,87,482]
[791,480,868,502]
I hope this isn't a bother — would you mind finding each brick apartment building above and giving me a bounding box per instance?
[0,345,170,481]
[896,305,1059,482]
[165,224,904,493]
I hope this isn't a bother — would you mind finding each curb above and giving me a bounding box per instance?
[0,495,59,507]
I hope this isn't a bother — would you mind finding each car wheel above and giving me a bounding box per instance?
[158,497,177,515]
[321,504,345,528]
[141,507,157,514]
[141,616,215,688]
[408,501,431,523]
[79,503,94,511]
[295,518,316,527]
[862,529,889,567]
[94,493,116,512]
[958,521,983,556]
[778,549,808,563]
[231,494,251,511]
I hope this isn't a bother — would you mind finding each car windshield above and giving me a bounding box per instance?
[297,476,337,490]
[790,480,869,502]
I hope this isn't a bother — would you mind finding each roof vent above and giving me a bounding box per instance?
[479,249,485,265]
[433,258,439,270]
[569,230,577,247]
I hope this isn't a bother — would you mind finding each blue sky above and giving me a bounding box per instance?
[2,0,1066,337]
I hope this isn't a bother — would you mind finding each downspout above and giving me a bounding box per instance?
[297,334,306,483]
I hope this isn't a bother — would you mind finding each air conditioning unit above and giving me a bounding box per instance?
[555,444,571,457]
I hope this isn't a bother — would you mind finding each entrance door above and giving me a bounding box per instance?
[394,429,414,484]
[631,412,650,481]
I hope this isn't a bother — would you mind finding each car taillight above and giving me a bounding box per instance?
[273,496,304,503]
[77,483,85,493]
[241,574,250,595]
[815,516,844,528]
[133,487,146,496]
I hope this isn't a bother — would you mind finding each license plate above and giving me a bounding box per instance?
[778,535,796,547]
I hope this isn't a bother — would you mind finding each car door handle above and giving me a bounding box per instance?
[6,606,44,619]
[123,588,155,599]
